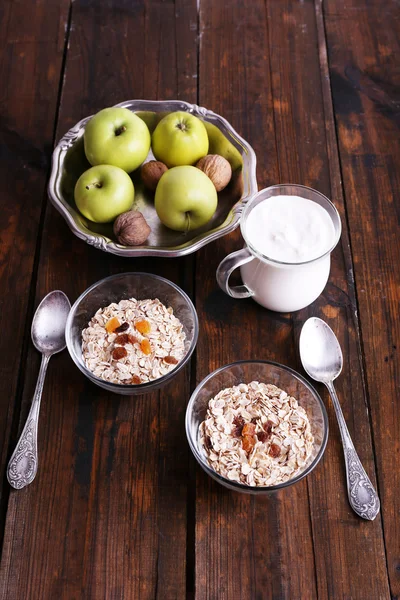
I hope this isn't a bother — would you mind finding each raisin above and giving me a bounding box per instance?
[242,435,256,453]
[130,375,141,384]
[140,339,152,355]
[135,319,151,335]
[105,317,120,333]
[257,431,268,443]
[265,420,274,434]
[115,322,129,333]
[112,346,127,360]
[258,420,274,443]
[128,334,139,345]
[232,426,242,438]
[233,415,245,427]
[114,333,130,345]
[242,422,256,437]
[269,443,281,458]
[232,416,245,437]
[164,355,179,365]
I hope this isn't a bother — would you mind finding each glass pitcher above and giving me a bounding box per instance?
[216,184,342,312]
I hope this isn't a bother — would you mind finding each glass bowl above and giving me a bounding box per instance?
[186,360,328,493]
[66,272,198,395]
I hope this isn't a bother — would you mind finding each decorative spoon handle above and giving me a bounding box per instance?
[325,381,380,520]
[7,354,50,489]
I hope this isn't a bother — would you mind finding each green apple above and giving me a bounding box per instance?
[74,165,134,223]
[203,121,243,171]
[155,166,217,231]
[84,107,151,172]
[152,112,209,167]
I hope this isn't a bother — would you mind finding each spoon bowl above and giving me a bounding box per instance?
[32,291,71,354]
[299,317,343,383]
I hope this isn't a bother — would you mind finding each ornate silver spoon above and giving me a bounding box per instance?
[7,291,71,489]
[300,317,380,520]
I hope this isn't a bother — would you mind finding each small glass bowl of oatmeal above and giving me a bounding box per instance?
[186,360,328,493]
[66,272,198,395]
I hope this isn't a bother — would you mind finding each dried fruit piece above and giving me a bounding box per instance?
[114,333,130,345]
[105,317,120,333]
[269,443,281,458]
[257,431,269,444]
[112,346,128,360]
[265,420,274,435]
[115,322,129,333]
[135,319,151,335]
[130,375,142,384]
[258,420,274,443]
[232,415,245,437]
[164,355,179,365]
[128,334,139,345]
[242,435,256,453]
[140,339,152,355]
[242,423,256,437]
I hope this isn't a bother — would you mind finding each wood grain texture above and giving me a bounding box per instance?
[0,0,70,520]
[0,0,197,598]
[325,0,400,595]
[195,0,390,598]
[195,1,317,598]
[0,0,397,597]
[266,1,389,597]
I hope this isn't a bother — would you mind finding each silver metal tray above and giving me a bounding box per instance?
[48,100,257,257]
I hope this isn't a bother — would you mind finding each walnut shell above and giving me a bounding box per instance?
[196,154,232,192]
[113,211,151,246]
[141,160,168,191]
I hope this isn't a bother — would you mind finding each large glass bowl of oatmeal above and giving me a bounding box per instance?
[186,360,328,493]
[66,272,198,395]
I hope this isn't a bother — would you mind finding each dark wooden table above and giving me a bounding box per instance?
[0,0,399,598]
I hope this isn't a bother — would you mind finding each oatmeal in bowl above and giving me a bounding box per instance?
[199,381,314,487]
[82,298,186,385]
[66,273,198,395]
[186,361,328,493]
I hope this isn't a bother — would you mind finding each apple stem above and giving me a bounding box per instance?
[185,212,191,233]
[115,125,127,136]
[85,182,103,190]
[176,121,187,132]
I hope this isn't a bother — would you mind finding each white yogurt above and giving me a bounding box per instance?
[239,194,338,312]
[244,195,336,263]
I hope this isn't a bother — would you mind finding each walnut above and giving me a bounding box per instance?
[140,160,168,191]
[113,211,151,246]
[196,154,232,191]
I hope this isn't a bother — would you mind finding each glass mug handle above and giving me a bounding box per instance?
[216,247,255,298]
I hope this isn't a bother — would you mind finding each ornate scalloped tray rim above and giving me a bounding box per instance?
[48,99,258,258]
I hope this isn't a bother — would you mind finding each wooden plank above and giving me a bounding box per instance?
[266,1,390,598]
[195,0,390,598]
[0,0,70,536]
[0,0,198,598]
[195,1,318,598]
[324,0,400,595]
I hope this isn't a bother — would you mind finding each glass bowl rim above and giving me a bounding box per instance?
[240,183,342,266]
[65,271,199,391]
[185,359,329,492]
